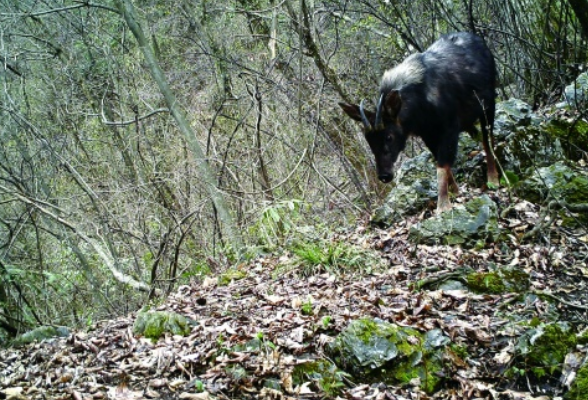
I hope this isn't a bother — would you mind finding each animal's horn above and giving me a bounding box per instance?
[375,92,385,128]
[359,99,372,130]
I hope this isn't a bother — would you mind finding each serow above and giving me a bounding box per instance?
[339,32,499,212]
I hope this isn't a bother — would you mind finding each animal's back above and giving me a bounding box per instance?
[423,32,496,100]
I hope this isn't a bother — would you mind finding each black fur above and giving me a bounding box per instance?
[340,32,497,184]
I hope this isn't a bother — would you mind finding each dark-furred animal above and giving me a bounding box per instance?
[339,32,499,212]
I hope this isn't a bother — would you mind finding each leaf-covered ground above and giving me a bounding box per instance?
[1,187,587,400]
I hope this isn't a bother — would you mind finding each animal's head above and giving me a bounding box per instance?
[339,91,404,183]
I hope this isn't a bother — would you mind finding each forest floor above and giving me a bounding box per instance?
[1,187,587,400]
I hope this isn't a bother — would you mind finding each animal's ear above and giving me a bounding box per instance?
[338,102,363,122]
[339,102,376,124]
[384,90,402,119]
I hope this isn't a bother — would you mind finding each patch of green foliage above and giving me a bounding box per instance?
[501,170,521,187]
[508,322,577,381]
[293,360,350,397]
[284,239,381,277]
[487,181,499,190]
[250,200,305,249]
[192,380,205,393]
[566,363,588,400]
[180,259,212,281]
[218,268,247,286]
[231,332,276,353]
[449,343,469,359]
[301,298,314,316]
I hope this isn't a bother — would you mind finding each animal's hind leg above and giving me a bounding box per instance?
[480,103,499,186]
[435,131,460,212]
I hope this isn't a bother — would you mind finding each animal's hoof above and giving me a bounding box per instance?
[436,201,452,214]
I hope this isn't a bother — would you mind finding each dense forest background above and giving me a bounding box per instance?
[1,0,587,338]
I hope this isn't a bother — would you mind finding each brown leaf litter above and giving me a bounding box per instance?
[1,189,587,400]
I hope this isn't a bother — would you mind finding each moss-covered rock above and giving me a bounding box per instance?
[491,99,571,177]
[500,124,565,176]
[328,318,449,393]
[133,310,191,341]
[408,195,500,247]
[516,162,588,224]
[544,117,588,161]
[578,329,588,345]
[12,325,70,346]
[566,362,588,400]
[511,322,577,380]
[218,268,247,286]
[466,267,530,294]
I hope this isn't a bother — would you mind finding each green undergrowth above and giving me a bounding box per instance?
[566,363,588,400]
[279,239,383,277]
[508,321,577,382]
[293,360,350,397]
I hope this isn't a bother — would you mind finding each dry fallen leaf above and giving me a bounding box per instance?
[107,384,143,400]
[179,392,211,400]
[2,184,586,400]
[2,387,26,400]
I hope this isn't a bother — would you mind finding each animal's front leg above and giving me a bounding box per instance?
[436,165,453,213]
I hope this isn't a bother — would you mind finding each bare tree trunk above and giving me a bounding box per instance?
[115,0,244,253]
[252,82,274,201]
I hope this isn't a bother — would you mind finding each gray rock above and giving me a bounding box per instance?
[494,98,535,139]
[371,152,437,227]
[491,99,565,176]
[437,280,468,291]
[556,71,588,109]
[408,195,500,246]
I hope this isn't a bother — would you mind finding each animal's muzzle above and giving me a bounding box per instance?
[378,173,393,183]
